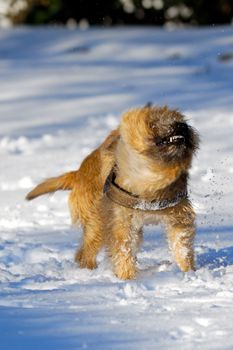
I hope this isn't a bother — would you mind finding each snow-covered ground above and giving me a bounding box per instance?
[0,26,233,349]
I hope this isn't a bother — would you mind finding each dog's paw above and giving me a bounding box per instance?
[75,249,97,270]
[177,259,196,272]
[114,265,137,280]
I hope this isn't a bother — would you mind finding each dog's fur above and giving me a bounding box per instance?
[26,106,199,280]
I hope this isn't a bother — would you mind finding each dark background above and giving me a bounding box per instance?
[9,0,233,26]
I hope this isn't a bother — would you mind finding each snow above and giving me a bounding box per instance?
[0,25,233,349]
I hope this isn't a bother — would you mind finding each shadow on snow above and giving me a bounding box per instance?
[197,225,233,269]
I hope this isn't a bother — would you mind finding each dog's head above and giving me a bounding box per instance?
[120,106,199,166]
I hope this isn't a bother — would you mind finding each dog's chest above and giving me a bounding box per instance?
[117,148,165,195]
[132,211,160,228]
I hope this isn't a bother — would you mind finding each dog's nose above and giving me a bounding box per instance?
[174,122,188,136]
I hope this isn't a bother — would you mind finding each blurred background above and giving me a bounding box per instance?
[0,0,233,28]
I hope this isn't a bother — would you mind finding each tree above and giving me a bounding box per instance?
[2,0,233,26]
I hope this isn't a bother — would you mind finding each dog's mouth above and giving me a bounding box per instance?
[156,134,185,147]
[155,122,190,148]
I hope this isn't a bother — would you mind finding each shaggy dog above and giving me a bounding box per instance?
[26,106,199,280]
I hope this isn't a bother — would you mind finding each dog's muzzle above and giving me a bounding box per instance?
[155,122,188,147]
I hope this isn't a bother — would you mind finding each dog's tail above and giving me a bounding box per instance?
[26,171,77,201]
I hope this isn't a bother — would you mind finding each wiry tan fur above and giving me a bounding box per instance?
[26,106,199,280]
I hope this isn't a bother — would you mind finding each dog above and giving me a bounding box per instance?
[26,105,199,280]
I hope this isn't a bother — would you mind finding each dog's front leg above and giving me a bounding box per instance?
[106,206,142,280]
[167,225,196,272]
[165,203,196,272]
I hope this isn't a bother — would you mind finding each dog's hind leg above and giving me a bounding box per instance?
[75,217,103,270]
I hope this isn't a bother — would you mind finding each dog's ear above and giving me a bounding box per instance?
[101,129,120,152]
[101,129,120,182]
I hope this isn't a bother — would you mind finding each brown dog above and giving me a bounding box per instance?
[26,106,199,280]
